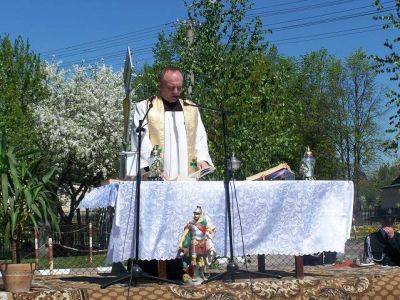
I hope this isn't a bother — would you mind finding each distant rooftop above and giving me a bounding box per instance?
[381,175,400,189]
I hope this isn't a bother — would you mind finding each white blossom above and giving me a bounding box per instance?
[31,62,127,180]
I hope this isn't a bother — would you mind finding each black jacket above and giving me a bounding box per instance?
[364,229,400,266]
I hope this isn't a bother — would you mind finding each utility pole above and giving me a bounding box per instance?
[186,20,195,98]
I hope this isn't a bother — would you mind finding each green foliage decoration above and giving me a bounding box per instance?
[0,135,59,263]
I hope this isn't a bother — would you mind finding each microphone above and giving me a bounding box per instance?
[181,98,196,107]
[182,98,229,114]
[148,95,156,108]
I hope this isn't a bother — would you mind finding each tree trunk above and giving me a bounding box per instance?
[11,238,18,264]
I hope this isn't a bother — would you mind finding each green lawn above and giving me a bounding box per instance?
[1,253,109,270]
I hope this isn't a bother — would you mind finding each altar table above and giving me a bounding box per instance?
[79,180,354,265]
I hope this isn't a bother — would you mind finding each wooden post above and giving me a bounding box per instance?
[295,256,304,279]
[48,237,54,275]
[34,229,39,265]
[88,223,93,263]
[257,254,265,272]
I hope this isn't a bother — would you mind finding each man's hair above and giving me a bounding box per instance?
[382,216,396,226]
[158,66,182,83]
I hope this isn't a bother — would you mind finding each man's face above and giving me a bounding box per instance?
[159,70,183,103]
[193,212,201,221]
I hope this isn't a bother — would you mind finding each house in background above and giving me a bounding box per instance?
[381,175,400,208]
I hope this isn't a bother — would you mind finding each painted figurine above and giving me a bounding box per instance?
[178,206,216,283]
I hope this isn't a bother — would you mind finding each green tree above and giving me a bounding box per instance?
[294,48,385,203]
[295,49,344,179]
[134,0,303,178]
[359,160,400,207]
[341,49,385,209]
[0,35,48,152]
[372,0,400,149]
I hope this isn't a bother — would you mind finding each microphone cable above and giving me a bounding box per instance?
[229,174,256,297]
[120,97,154,297]
[122,97,153,262]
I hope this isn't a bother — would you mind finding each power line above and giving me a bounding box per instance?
[249,0,312,11]
[269,24,381,43]
[248,0,366,18]
[78,25,384,70]
[42,0,373,58]
[259,1,392,29]
[273,27,381,45]
[58,43,156,68]
[42,27,175,61]
[266,6,394,32]
[42,1,393,69]
[41,22,175,56]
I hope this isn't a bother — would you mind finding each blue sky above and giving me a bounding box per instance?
[1,0,398,162]
[0,0,394,69]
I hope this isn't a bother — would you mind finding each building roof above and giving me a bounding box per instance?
[381,175,400,189]
[392,175,400,185]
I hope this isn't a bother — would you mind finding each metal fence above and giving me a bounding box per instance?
[0,207,391,276]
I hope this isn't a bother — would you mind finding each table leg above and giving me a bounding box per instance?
[157,260,167,279]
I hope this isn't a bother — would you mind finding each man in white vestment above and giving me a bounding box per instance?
[127,67,213,179]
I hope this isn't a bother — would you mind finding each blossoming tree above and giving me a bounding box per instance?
[32,62,125,228]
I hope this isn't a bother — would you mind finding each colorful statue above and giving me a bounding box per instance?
[178,206,216,283]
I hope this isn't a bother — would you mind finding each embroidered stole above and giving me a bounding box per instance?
[147,96,198,175]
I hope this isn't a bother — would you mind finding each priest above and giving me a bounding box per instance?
[127,67,213,179]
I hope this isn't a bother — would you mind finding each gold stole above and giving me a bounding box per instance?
[147,96,198,175]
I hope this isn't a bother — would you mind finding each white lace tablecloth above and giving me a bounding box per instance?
[79,180,354,263]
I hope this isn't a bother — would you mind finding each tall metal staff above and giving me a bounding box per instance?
[119,47,134,179]
[102,48,181,288]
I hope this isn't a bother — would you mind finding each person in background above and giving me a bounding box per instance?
[364,208,400,266]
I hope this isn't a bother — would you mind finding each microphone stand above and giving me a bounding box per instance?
[101,97,182,288]
[183,100,281,283]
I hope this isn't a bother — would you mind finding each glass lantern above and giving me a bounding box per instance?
[300,146,316,180]
[227,153,241,173]
[148,145,163,181]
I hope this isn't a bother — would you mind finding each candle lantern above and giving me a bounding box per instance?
[300,146,316,180]
[227,153,241,173]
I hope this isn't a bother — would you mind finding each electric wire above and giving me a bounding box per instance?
[41,23,175,56]
[258,1,391,28]
[267,7,393,32]
[229,177,257,295]
[275,27,381,45]
[57,45,157,68]
[269,24,381,43]
[229,179,248,270]
[47,1,379,59]
[46,27,175,61]
[249,0,317,11]
[248,0,367,19]
[39,0,394,68]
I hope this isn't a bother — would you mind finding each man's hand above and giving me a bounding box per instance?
[197,161,209,170]
[382,226,395,239]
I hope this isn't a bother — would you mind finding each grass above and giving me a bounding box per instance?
[1,253,109,270]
